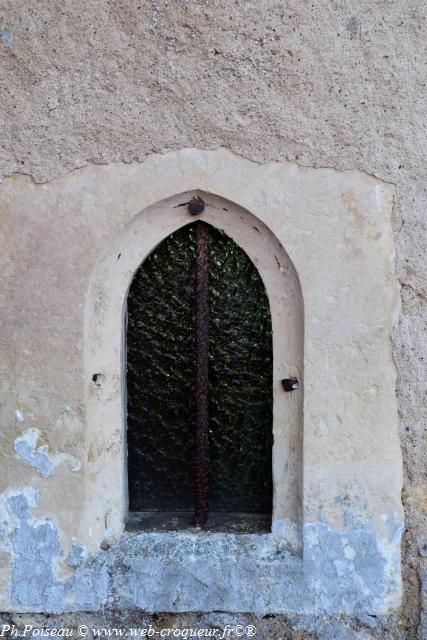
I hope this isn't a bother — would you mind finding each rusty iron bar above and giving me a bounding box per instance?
[195,222,209,528]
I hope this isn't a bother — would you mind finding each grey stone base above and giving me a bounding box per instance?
[2,492,402,617]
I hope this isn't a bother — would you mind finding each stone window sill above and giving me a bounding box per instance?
[125,511,271,533]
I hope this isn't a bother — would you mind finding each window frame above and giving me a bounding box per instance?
[84,190,304,552]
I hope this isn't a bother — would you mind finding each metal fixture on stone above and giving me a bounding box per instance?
[281,378,299,392]
[188,195,205,215]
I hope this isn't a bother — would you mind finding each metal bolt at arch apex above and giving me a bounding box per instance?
[188,195,205,215]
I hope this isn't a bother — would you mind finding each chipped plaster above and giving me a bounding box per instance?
[0,488,403,615]
[13,428,81,478]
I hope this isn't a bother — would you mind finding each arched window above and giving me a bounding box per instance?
[126,221,273,532]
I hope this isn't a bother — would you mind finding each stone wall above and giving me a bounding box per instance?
[0,1,426,638]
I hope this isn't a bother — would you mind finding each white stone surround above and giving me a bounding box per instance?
[0,148,402,614]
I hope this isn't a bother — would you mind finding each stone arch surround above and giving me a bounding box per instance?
[84,190,304,547]
[0,148,403,614]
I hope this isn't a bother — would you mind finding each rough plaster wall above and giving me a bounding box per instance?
[0,0,425,637]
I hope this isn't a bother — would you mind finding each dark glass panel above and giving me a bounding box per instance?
[208,226,273,513]
[126,222,273,516]
[126,225,197,511]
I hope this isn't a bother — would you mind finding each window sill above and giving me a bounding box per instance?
[125,511,271,533]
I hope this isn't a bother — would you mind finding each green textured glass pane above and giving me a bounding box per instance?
[126,222,273,514]
[126,225,197,511]
[208,227,273,513]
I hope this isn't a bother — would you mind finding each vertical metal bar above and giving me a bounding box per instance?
[195,222,209,527]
